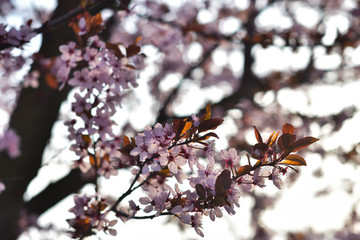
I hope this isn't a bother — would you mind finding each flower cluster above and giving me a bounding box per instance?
[67,194,117,238]
[0,21,35,50]
[66,98,318,238]
[62,10,319,240]
[53,12,145,178]
[0,21,36,114]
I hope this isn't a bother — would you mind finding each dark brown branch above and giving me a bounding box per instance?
[25,169,96,215]
[0,0,123,238]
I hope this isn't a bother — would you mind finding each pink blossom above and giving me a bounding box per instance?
[130,131,159,162]
[71,92,92,114]
[0,128,21,158]
[83,47,102,68]
[220,148,240,169]
[23,70,39,88]
[139,191,169,216]
[271,165,286,189]
[203,140,216,163]
[192,213,204,237]
[78,17,87,35]
[97,160,118,179]
[189,162,220,191]
[158,146,186,174]
[179,145,198,171]
[0,181,5,194]
[68,68,90,91]
[59,41,82,62]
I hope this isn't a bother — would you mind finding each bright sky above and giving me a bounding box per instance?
[1,0,359,239]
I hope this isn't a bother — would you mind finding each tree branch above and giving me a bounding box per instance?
[25,169,96,215]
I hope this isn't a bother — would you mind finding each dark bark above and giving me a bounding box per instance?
[24,169,96,216]
[0,0,83,238]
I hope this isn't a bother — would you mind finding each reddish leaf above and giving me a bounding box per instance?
[251,142,268,159]
[123,135,131,147]
[214,169,232,207]
[292,137,319,152]
[215,169,232,196]
[88,13,104,36]
[236,165,252,177]
[173,119,186,138]
[280,154,307,166]
[267,131,279,147]
[125,64,136,70]
[196,132,219,142]
[126,44,141,57]
[253,126,263,143]
[195,184,206,201]
[282,123,295,134]
[45,73,59,89]
[198,118,224,133]
[81,134,91,146]
[89,154,100,167]
[105,42,125,59]
[134,36,142,45]
[277,133,296,151]
[181,122,192,138]
[213,195,226,206]
[204,103,211,120]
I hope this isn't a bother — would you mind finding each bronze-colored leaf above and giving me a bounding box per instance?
[45,73,59,89]
[134,36,142,45]
[198,118,224,133]
[236,165,252,177]
[196,132,219,142]
[180,121,193,139]
[195,184,206,201]
[88,13,104,36]
[172,119,186,137]
[215,169,232,196]
[267,131,280,147]
[251,142,268,159]
[213,195,226,206]
[123,135,130,147]
[292,137,319,152]
[205,103,211,120]
[280,154,306,166]
[126,44,141,57]
[81,134,91,146]
[278,133,296,151]
[282,123,295,134]
[253,126,263,143]
[105,42,125,59]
